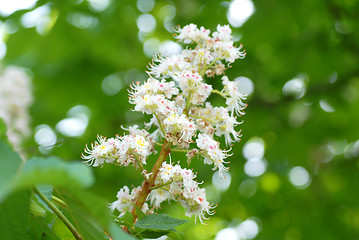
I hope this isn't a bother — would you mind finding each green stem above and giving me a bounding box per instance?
[200,57,222,76]
[205,58,222,71]
[171,148,191,153]
[211,89,227,98]
[33,187,83,240]
[52,195,67,208]
[132,140,172,222]
[149,181,174,190]
[131,151,144,173]
[153,142,163,147]
[189,114,217,125]
[184,91,192,116]
[153,112,166,136]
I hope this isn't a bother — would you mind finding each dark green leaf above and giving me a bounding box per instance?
[0,190,31,239]
[135,214,188,231]
[134,204,146,220]
[0,141,23,201]
[109,223,138,240]
[58,188,112,240]
[136,229,170,239]
[117,211,134,229]
[35,185,53,212]
[29,214,60,240]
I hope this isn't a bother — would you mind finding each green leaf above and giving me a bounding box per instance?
[37,185,53,200]
[0,141,23,201]
[29,214,60,240]
[109,223,138,240]
[35,185,53,212]
[0,118,7,141]
[134,204,146,220]
[59,188,112,240]
[117,211,134,229]
[166,230,185,240]
[134,214,188,231]
[136,229,170,239]
[52,217,76,240]
[30,198,47,217]
[52,218,75,240]
[0,190,31,239]
[15,156,94,190]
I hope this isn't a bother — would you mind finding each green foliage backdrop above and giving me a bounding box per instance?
[1,0,359,239]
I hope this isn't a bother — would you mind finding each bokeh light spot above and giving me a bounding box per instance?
[212,171,231,191]
[0,0,38,17]
[88,0,111,12]
[159,40,182,56]
[319,99,335,112]
[244,158,267,177]
[235,76,254,95]
[35,124,57,147]
[227,0,254,28]
[143,37,160,57]
[20,4,54,35]
[283,77,306,99]
[215,227,238,240]
[137,14,156,33]
[243,137,265,160]
[260,173,280,193]
[102,74,123,96]
[137,0,155,13]
[239,179,257,198]
[237,219,260,239]
[289,166,311,189]
[0,41,6,60]
[56,105,91,137]
[289,102,311,128]
[67,12,98,29]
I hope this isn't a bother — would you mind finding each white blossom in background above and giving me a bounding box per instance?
[0,66,32,153]
[82,24,248,224]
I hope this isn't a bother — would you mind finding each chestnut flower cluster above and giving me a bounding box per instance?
[82,24,247,224]
[0,66,32,155]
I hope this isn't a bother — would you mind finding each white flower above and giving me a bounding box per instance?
[129,78,179,99]
[109,186,131,214]
[163,113,197,143]
[213,24,232,41]
[190,82,212,105]
[148,53,190,78]
[159,162,177,182]
[83,132,154,167]
[192,104,242,146]
[222,76,247,116]
[212,107,242,145]
[196,133,229,176]
[175,23,198,44]
[156,163,214,223]
[178,69,203,95]
[109,186,149,216]
[82,135,117,167]
[149,188,171,209]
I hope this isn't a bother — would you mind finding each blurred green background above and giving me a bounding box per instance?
[1,0,359,239]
